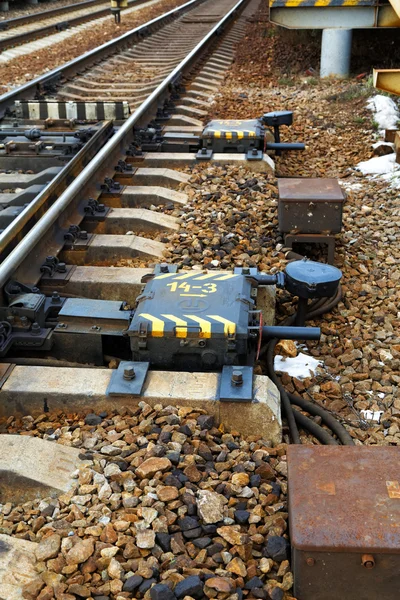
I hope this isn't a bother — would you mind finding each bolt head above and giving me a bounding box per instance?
[306,557,315,566]
[123,366,136,380]
[231,370,243,386]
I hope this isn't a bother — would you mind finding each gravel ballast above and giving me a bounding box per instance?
[0,405,292,600]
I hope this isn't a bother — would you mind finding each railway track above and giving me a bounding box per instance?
[0,0,156,57]
[0,0,253,251]
[0,0,266,375]
[0,0,397,597]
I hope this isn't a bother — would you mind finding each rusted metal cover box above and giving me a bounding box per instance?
[278,178,345,234]
[288,446,400,600]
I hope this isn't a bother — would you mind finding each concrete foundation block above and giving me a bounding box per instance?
[0,534,38,600]
[0,435,83,504]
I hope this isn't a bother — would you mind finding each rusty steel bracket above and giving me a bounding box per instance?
[219,365,253,402]
[63,225,94,250]
[44,117,77,130]
[63,233,94,251]
[101,177,122,193]
[40,264,76,286]
[115,159,133,174]
[83,198,110,222]
[106,360,150,396]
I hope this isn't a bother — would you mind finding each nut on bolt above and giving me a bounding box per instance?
[31,322,41,336]
[231,370,243,386]
[361,554,375,569]
[160,262,169,273]
[123,366,136,380]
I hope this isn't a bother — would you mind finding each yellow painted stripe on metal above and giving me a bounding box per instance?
[315,0,331,6]
[270,0,305,5]
[184,315,212,338]
[161,314,187,338]
[214,131,221,138]
[193,273,219,280]
[173,272,200,280]
[138,313,164,337]
[154,272,176,279]
[225,132,232,140]
[208,315,236,336]
[214,274,239,281]
[237,132,244,140]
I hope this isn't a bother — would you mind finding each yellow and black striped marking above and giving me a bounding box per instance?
[210,130,257,139]
[136,272,240,339]
[137,312,236,339]
[202,119,260,140]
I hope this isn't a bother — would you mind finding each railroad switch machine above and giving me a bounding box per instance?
[197,111,304,160]
[0,260,341,402]
[133,110,305,160]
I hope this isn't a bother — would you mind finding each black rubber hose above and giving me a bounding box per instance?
[289,392,355,446]
[262,281,344,444]
[266,339,301,444]
[280,285,343,329]
[266,339,337,444]
[292,408,339,445]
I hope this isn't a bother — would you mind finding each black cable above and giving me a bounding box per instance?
[266,339,301,444]
[288,392,354,446]
[261,279,344,444]
[292,408,339,445]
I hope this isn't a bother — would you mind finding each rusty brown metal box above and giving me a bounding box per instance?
[288,446,400,600]
[278,178,345,234]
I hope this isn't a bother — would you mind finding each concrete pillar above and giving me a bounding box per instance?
[320,28,353,79]
[0,1,9,11]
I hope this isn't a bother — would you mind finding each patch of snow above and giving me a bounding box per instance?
[274,352,323,379]
[338,179,363,191]
[360,409,384,423]
[380,169,400,189]
[367,94,399,131]
[356,153,399,176]
[372,140,395,151]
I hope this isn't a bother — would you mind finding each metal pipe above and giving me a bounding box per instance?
[0,0,246,288]
[262,326,321,341]
[252,274,278,286]
[266,142,305,151]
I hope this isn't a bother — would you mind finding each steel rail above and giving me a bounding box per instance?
[0,0,246,288]
[0,0,105,30]
[0,0,148,52]
[0,120,114,261]
[0,0,202,118]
